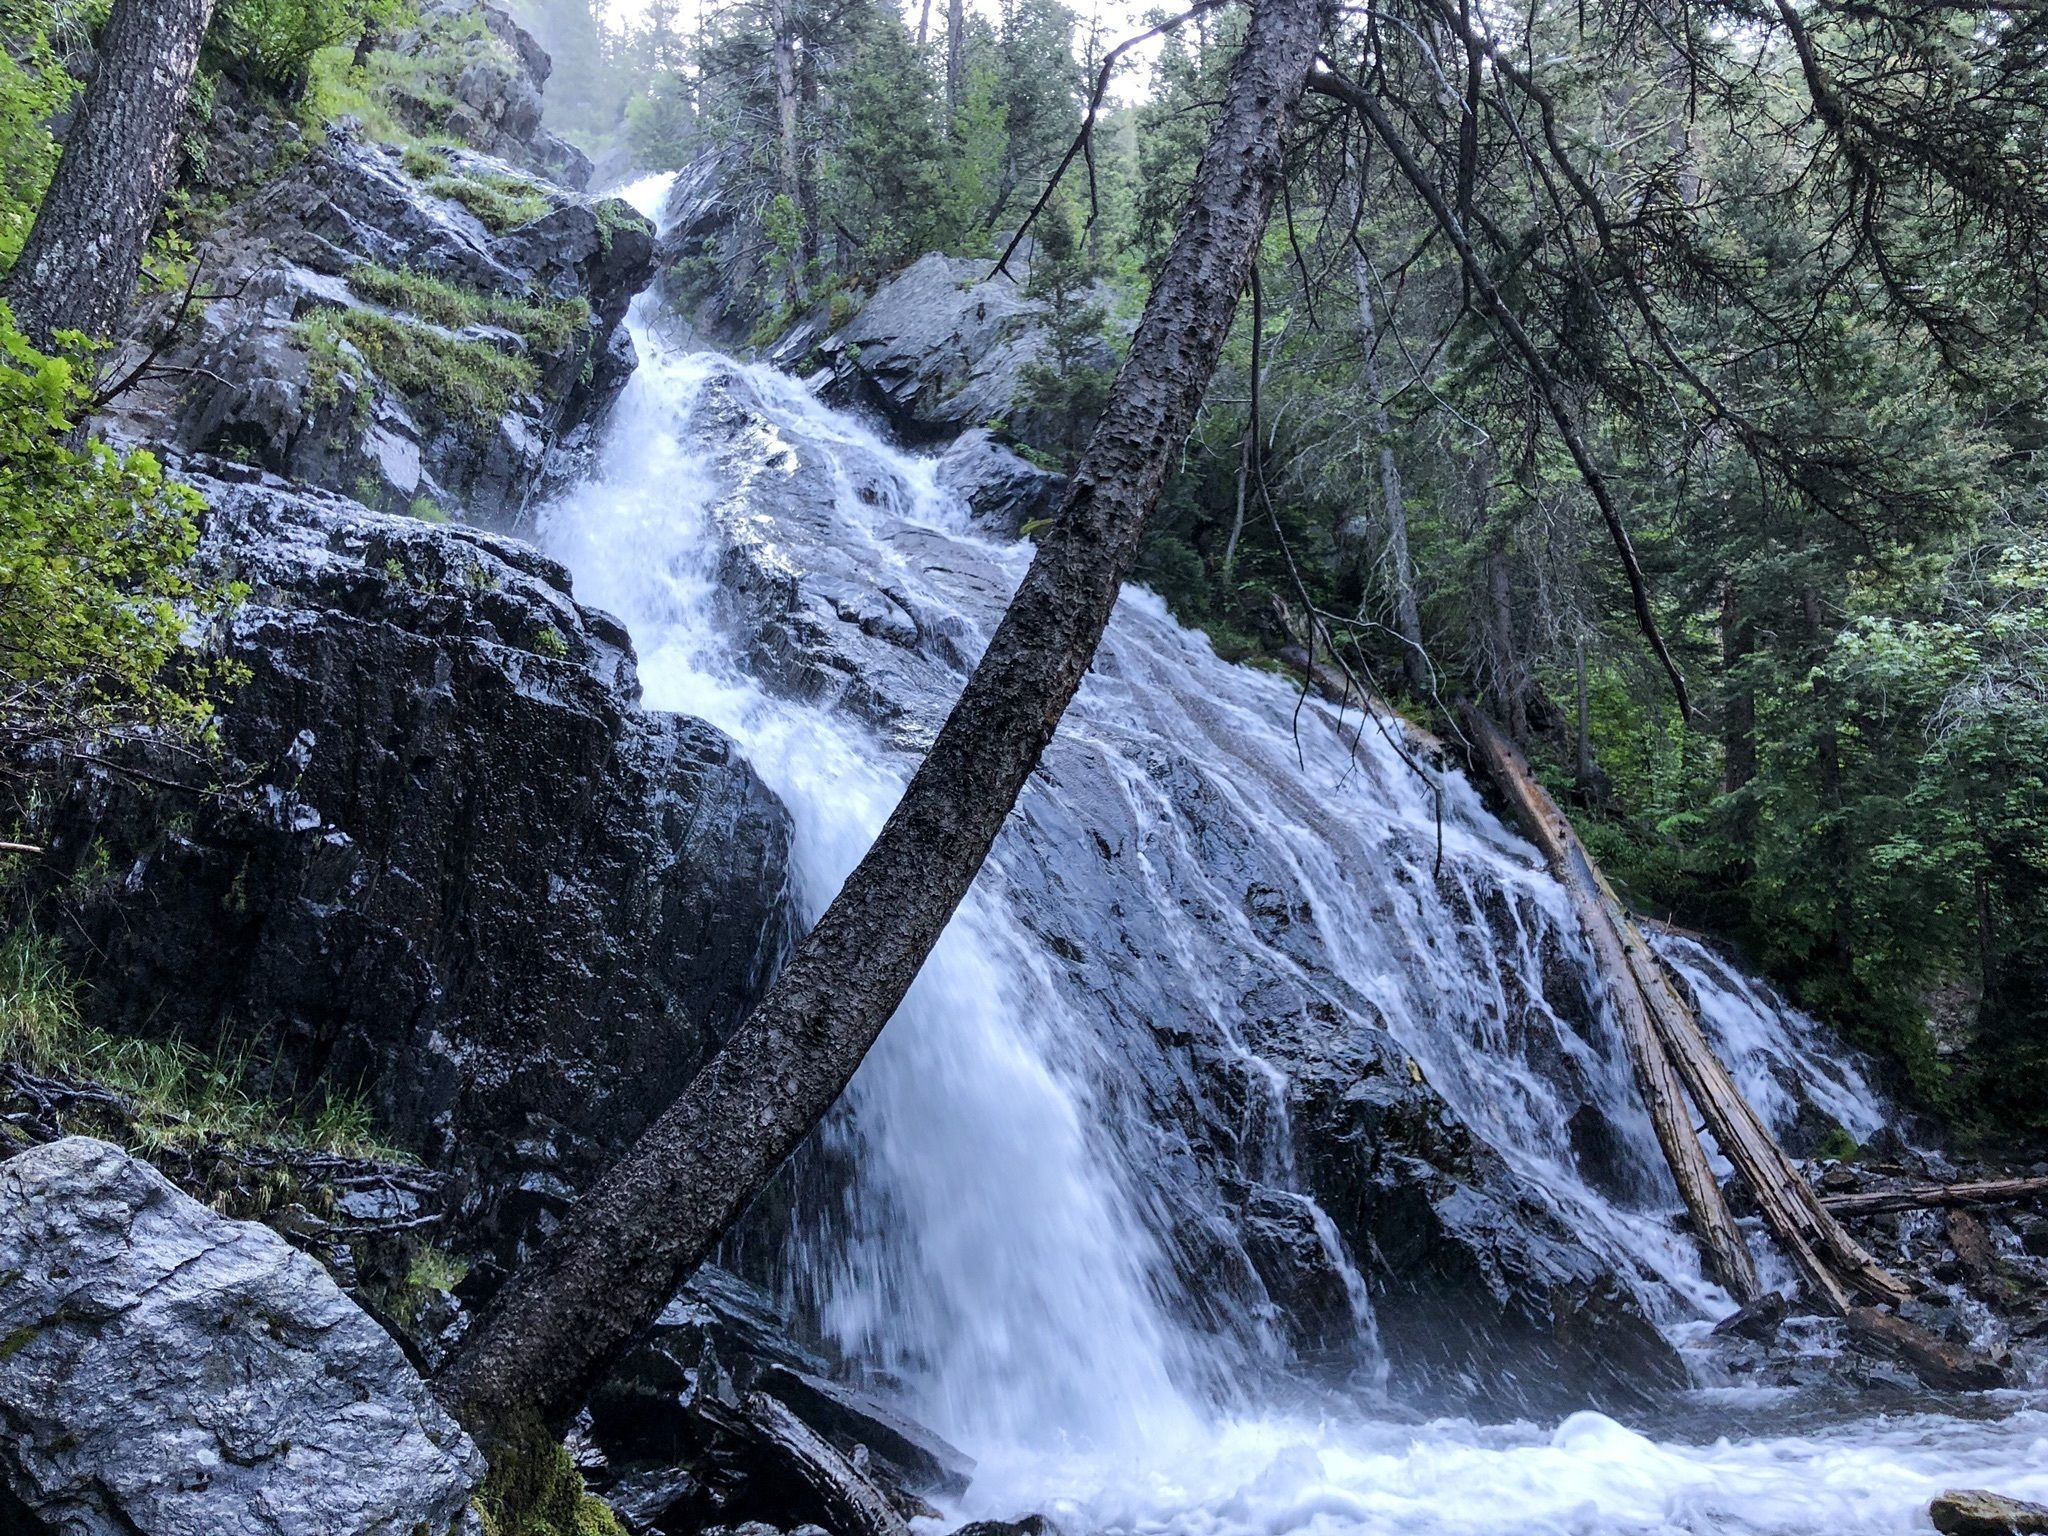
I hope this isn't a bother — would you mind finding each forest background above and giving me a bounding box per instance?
[3,0,2045,1150]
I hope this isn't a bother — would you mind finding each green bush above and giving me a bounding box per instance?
[0,309,240,754]
[207,0,410,96]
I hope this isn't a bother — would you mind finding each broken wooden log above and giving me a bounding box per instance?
[1846,1307,2007,1391]
[1460,703,1759,1302]
[738,1390,911,1536]
[1456,706,2015,1390]
[1822,1176,2048,1218]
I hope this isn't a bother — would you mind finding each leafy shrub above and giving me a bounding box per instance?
[0,309,239,755]
[207,0,410,96]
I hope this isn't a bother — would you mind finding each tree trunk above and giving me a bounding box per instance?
[438,0,1327,1441]
[1462,704,1760,1302]
[917,0,933,48]
[1822,1176,2048,1218]
[1347,223,1426,695]
[945,0,967,118]
[769,0,805,305]
[1719,576,1755,795]
[6,0,218,349]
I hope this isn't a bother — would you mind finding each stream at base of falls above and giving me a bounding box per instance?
[534,175,2048,1535]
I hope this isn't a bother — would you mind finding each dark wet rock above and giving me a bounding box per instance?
[106,125,652,524]
[652,147,775,348]
[950,1520,1061,1536]
[0,1137,483,1536]
[582,1267,968,1532]
[1713,1290,1790,1344]
[10,474,791,1263]
[1932,1489,2048,1536]
[934,428,1064,535]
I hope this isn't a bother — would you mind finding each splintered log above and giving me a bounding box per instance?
[1823,1177,2048,1218]
[738,1391,910,1536]
[1460,704,1758,1301]
[1621,918,1911,1313]
[1460,707,2009,1390]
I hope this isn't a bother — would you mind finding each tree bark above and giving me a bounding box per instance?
[769,0,805,304]
[1822,1176,2048,1218]
[6,0,218,349]
[1346,224,1426,695]
[438,0,1328,1440]
[1462,704,1760,1301]
[945,0,966,118]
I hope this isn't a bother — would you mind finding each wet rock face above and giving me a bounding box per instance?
[796,253,1118,457]
[663,361,1683,1419]
[107,123,652,525]
[14,472,792,1261]
[0,1137,483,1536]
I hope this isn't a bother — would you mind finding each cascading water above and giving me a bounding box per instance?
[536,174,2048,1533]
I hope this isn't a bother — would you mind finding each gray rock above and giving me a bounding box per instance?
[12,474,792,1264]
[0,1137,483,1536]
[932,428,1062,535]
[106,126,652,525]
[1932,1489,2048,1536]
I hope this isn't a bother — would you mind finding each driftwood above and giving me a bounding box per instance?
[1459,706,2010,1390]
[738,1390,911,1536]
[1823,1176,2048,1218]
[1460,704,1759,1301]
[1847,1307,2007,1391]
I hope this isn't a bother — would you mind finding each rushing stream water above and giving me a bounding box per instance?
[533,175,2048,1535]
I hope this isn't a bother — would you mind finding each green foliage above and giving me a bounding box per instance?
[345,262,590,352]
[1013,195,1115,467]
[0,929,387,1159]
[0,310,240,752]
[400,142,450,178]
[295,305,538,432]
[530,625,568,658]
[425,170,553,231]
[473,1414,626,1536]
[0,0,77,275]
[207,0,410,96]
[621,71,695,169]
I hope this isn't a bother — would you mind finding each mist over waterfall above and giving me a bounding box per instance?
[527,176,2048,1535]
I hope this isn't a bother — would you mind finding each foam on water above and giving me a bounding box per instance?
[537,174,2043,1532]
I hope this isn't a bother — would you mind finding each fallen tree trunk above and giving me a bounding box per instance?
[1460,706,2008,1390]
[1822,1176,2048,1218]
[437,0,1330,1442]
[1459,704,1759,1301]
[1846,1307,2007,1392]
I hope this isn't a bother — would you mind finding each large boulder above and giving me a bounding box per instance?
[0,1137,483,1536]
[106,128,652,525]
[10,470,792,1263]
[791,253,1120,455]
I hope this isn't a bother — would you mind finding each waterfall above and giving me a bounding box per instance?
[531,174,2048,1534]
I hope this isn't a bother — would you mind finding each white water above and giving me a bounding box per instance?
[535,174,2048,1534]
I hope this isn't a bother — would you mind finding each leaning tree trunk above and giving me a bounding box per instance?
[6,0,217,349]
[1344,215,1426,696]
[438,0,1329,1442]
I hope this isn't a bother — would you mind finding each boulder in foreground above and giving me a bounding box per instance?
[0,1136,483,1536]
